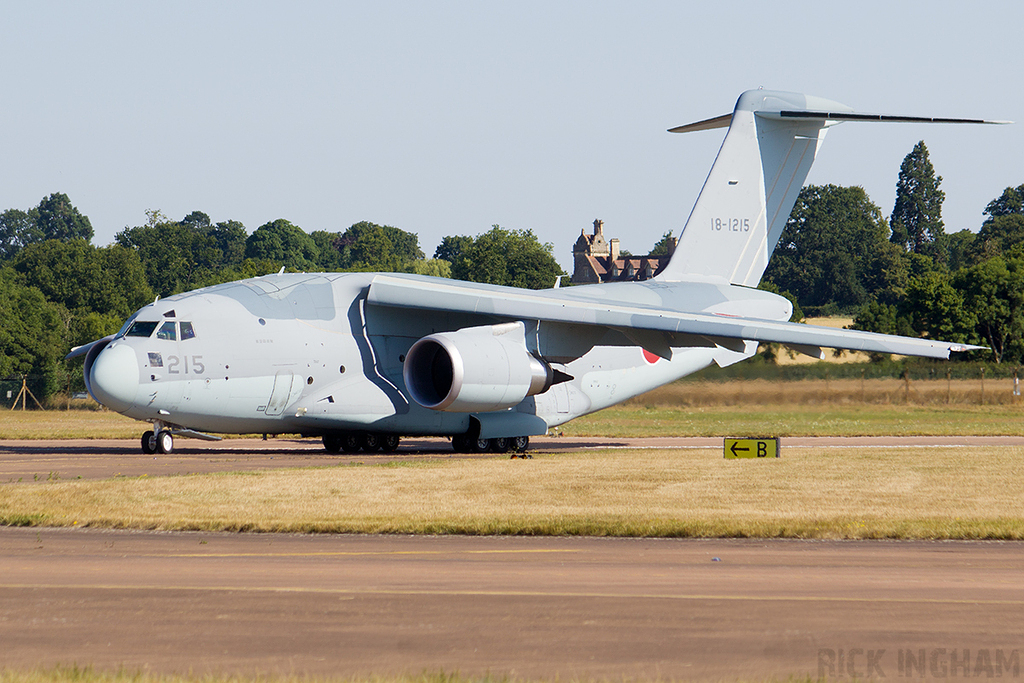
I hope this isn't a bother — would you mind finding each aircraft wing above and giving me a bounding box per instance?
[366,274,981,360]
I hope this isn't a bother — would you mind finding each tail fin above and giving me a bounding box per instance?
[656,90,1008,285]
[657,90,847,285]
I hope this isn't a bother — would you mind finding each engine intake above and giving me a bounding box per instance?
[404,322,555,412]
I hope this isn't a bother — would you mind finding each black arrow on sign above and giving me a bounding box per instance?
[730,441,749,457]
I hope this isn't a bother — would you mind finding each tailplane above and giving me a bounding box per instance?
[656,90,1006,285]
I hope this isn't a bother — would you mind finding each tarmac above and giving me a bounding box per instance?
[1,529,1022,680]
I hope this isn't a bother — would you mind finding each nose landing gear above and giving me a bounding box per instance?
[141,429,174,454]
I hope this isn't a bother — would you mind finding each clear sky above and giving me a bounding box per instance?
[3,1,1021,271]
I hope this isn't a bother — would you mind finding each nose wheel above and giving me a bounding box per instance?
[141,430,174,454]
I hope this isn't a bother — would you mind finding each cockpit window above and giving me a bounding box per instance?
[157,321,177,341]
[125,321,159,338]
[115,313,139,338]
[180,321,196,340]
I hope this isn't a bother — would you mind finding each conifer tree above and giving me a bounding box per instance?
[890,141,945,255]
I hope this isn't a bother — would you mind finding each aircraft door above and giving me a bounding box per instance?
[266,371,302,416]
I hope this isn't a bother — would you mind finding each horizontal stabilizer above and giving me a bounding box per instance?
[773,110,1012,125]
[668,113,732,133]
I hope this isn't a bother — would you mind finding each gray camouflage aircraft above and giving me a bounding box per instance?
[69,90,1004,455]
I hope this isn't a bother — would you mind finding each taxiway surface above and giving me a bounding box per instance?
[1,528,1022,680]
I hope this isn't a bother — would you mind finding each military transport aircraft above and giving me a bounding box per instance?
[68,90,1004,455]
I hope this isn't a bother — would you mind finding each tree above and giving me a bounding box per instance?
[181,211,212,230]
[244,219,320,271]
[763,184,892,311]
[12,240,153,327]
[890,141,945,256]
[450,226,564,289]
[409,259,452,278]
[339,221,424,271]
[901,270,975,346]
[117,213,230,297]
[433,235,473,264]
[310,231,348,271]
[33,193,94,243]
[954,256,1024,363]
[1,193,93,260]
[648,231,676,257]
[936,229,978,272]
[971,214,1024,263]
[983,184,1024,222]
[852,300,913,338]
[0,267,67,379]
[207,220,247,269]
[0,209,41,260]
[310,222,426,273]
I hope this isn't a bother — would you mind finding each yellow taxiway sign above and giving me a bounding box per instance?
[724,437,780,459]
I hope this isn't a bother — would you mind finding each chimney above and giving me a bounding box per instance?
[609,238,620,262]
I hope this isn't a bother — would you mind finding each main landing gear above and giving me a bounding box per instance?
[323,432,400,454]
[141,429,174,455]
[451,434,530,456]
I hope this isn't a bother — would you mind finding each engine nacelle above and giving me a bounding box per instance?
[403,322,553,412]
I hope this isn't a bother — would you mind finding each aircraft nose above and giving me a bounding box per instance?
[89,343,140,413]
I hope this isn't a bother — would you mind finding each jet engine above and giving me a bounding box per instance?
[403,322,557,412]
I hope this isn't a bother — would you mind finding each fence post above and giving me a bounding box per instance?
[981,366,986,405]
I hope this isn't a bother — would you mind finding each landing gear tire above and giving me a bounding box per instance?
[380,434,400,453]
[323,434,343,454]
[141,431,157,454]
[510,436,531,458]
[341,433,361,453]
[451,434,470,453]
[361,432,382,452]
[156,430,173,455]
[490,437,511,453]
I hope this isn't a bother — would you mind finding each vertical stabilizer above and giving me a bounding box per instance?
[657,90,852,285]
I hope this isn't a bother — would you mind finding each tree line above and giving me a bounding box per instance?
[0,199,564,397]
[762,141,1024,365]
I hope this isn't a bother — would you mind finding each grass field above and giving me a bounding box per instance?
[2,444,1022,539]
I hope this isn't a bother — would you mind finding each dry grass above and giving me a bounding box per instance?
[560,403,1024,437]
[2,446,1022,539]
[0,409,148,440]
[635,376,1024,406]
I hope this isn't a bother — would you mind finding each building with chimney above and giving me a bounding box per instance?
[571,219,676,284]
